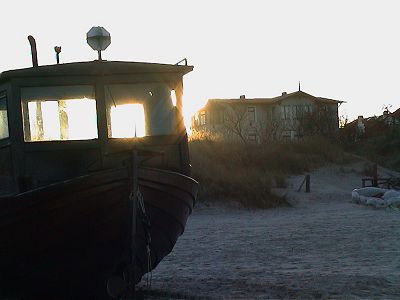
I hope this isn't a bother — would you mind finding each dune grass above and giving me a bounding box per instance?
[189,136,346,208]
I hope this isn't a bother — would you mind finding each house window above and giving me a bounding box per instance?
[0,93,9,140]
[200,111,206,125]
[212,110,223,125]
[319,105,328,114]
[295,105,303,119]
[283,105,292,119]
[291,106,297,119]
[271,107,276,120]
[248,133,257,142]
[282,130,291,140]
[248,106,256,123]
[247,127,257,142]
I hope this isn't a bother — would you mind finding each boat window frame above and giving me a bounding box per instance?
[103,81,181,140]
[20,84,99,143]
[0,90,10,142]
[14,75,184,153]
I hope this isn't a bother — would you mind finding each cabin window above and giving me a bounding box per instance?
[0,94,9,140]
[21,86,98,142]
[170,90,177,107]
[105,83,177,138]
[109,103,145,138]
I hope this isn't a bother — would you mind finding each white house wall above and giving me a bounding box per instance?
[191,93,341,142]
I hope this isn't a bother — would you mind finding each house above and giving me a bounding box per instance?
[393,107,400,118]
[343,106,400,141]
[382,107,400,126]
[191,89,344,142]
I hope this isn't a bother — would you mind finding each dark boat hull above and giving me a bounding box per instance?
[0,167,197,298]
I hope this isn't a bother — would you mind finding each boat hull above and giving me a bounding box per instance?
[0,167,197,298]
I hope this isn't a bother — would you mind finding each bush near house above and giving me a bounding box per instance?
[343,120,400,171]
[189,136,346,208]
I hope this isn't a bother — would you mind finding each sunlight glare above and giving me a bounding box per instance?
[64,99,97,139]
[26,98,98,141]
[110,103,145,138]
[41,101,60,140]
[170,90,177,107]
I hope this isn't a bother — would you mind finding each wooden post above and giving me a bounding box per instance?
[106,148,139,299]
[58,100,68,140]
[130,148,138,298]
[297,176,306,192]
[372,163,378,187]
[305,174,310,193]
[35,101,44,141]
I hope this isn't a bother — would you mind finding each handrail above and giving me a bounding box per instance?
[175,58,187,66]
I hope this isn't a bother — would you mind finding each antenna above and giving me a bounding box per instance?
[298,81,301,91]
[87,27,111,61]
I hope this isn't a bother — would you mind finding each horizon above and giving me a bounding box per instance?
[1,1,399,129]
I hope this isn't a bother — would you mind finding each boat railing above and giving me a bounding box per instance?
[104,148,166,167]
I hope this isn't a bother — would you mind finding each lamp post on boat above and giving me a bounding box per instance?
[86,25,139,298]
[86,26,111,61]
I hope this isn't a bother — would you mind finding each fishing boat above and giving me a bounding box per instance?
[0,27,198,299]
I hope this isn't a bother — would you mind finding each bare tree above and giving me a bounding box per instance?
[297,108,338,138]
[255,118,282,143]
[222,105,283,143]
[222,104,249,143]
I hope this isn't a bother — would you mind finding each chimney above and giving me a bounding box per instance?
[28,35,39,67]
[240,95,245,100]
[282,92,287,96]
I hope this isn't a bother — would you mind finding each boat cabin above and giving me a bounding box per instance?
[0,61,193,195]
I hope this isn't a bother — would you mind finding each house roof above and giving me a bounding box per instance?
[346,107,400,130]
[205,90,344,108]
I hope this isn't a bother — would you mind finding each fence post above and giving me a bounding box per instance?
[305,174,310,193]
[372,163,378,187]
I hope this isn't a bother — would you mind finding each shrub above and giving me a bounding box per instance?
[274,173,287,188]
[189,136,345,208]
[344,123,400,172]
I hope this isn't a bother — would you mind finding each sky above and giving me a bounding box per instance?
[1,0,400,127]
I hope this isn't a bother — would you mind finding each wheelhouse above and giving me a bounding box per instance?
[0,61,193,195]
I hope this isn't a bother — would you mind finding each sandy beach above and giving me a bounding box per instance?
[144,162,400,299]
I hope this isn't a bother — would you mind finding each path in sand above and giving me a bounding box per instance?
[146,162,400,299]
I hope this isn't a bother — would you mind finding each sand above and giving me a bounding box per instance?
[143,161,400,299]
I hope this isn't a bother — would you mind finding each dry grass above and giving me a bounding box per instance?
[189,136,346,208]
